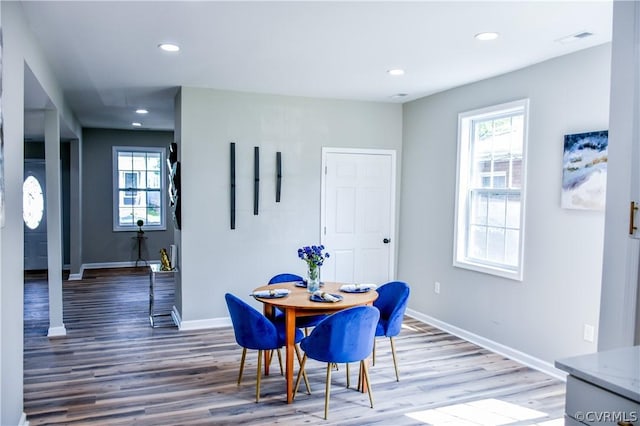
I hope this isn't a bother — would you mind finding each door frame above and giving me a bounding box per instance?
[320,147,397,281]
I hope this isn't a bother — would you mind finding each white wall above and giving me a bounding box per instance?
[176,88,402,323]
[400,44,611,366]
[1,2,81,424]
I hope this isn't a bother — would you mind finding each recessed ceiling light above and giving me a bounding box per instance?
[387,69,405,76]
[132,122,142,127]
[390,93,408,99]
[135,109,148,114]
[158,43,180,52]
[475,32,499,41]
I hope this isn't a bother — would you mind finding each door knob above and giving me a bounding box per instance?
[383,238,390,244]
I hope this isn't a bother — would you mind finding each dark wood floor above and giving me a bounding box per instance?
[23,268,566,425]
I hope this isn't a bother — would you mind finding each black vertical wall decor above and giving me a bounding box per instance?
[168,142,181,229]
[276,151,282,202]
[230,142,236,230]
[253,146,260,215]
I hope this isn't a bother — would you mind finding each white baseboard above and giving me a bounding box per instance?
[71,260,162,280]
[177,315,232,331]
[19,412,29,426]
[405,308,567,381]
[47,325,67,337]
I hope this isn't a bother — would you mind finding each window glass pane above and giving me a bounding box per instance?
[505,229,520,266]
[148,191,160,208]
[486,227,505,263]
[23,175,45,230]
[468,225,487,260]
[506,194,521,228]
[510,115,524,157]
[487,193,506,227]
[132,152,147,171]
[147,191,161,225]
[120,189,141,207]
[133,208,147,224]
[470,192,488,225]
[147,171,161,189]
[147,153,161,171]
[118,152,133,172]
[510,157,522,189]
[119,206,134,225]
[122,171,138,190]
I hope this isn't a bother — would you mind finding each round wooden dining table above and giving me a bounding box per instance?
[252,281,378,404]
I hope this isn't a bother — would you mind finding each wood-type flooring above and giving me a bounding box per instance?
[23,268,566,425]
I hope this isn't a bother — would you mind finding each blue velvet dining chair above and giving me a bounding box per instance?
[268,273,327,332]
[225,293,310,402]
[372,281,410,381]
[293,306,379,420]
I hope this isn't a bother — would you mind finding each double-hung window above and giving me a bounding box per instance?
[454,99,529,280]
[113,146,166,231]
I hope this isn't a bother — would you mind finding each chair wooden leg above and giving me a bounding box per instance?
[256,349,262,403]
[293,354,307,399]
[294,344,311,394]
[237,348,247,386]
[361,360,374,408]
[276,348,284,376]
[372,338,376,366]
[324,363,332,420]
[390,337,399,381]
[346,363,350,388]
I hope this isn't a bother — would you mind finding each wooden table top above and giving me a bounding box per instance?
[252,281,378,313]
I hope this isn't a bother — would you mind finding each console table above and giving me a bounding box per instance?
[148,264,176,328]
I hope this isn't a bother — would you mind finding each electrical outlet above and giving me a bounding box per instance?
[434,281,441,294]
[583,324,595,342]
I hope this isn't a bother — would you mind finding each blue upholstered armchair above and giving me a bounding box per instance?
[293,306,379,419]
[372,281,410,381]
[225,293,310,402]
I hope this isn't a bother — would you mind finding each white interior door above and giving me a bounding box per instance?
[24,160,48,270]
[321,148,396,284]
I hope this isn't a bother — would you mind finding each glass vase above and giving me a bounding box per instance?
[307,264,320,293]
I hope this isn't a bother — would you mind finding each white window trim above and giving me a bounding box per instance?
[453,99,529,281]
[112,146,167,232]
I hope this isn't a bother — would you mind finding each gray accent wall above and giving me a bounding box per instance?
[82,128,175,264]
[400,44,611,365]
[175,88,403,321]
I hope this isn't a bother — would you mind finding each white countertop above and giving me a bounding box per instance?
[555,345,640,403]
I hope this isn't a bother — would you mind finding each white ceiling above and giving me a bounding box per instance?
[20,1,613,139]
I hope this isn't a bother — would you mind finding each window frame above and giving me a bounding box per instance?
[453,99,529,281]
[112,146,167,232]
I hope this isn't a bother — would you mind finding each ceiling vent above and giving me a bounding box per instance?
[556,31,594,44]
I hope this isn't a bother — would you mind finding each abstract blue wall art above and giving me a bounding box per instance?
[562,130,608,210]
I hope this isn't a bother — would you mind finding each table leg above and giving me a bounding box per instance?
[262,304,274,376]
[285,307,296,403]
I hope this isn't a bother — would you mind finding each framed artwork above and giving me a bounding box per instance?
[562,130,608,210]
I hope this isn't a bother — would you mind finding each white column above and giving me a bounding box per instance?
[68,138,82,279]
[45,109,66,336]
[599,0,640,349]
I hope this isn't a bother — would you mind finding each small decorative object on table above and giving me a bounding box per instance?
[298,245,330,293]
[159,248,173,271]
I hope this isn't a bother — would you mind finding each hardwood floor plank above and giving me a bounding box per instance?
[24,269,565,425]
